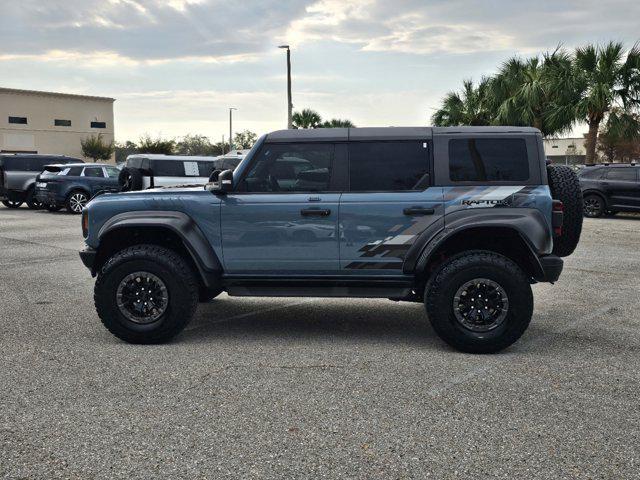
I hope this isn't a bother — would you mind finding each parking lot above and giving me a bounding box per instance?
[1,207,639,479]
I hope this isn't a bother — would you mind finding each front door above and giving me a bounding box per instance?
[339,140,444,275]
[221,142,340,274]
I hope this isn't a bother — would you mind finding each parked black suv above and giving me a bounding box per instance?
[0,154,83,209]
[578,163,640,217]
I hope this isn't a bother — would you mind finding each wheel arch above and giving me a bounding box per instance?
[582,189,608,206]
[412,224,546,285]
[93,211,222,289]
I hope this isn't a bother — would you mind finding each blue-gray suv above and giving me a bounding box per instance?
[80,127,583,353]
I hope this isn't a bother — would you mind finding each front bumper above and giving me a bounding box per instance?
[537,254,563,283]
[79,247,97,273]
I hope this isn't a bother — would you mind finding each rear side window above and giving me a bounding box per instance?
[104,166,120,177]
[83,167,105,178]
[67,167,83,176]
[579,167,603,179]
[449,138,529,182]
[605,168,636,181]
[151,160,186,177]
[197,161,216,177]
[349,141,429,191]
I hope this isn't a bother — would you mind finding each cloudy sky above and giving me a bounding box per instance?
[1,0,639,141]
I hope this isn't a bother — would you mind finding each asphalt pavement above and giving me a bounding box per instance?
[1,206,639,479]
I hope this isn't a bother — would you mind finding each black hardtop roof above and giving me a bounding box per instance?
[44,163,110,168]
[265,126,541,143]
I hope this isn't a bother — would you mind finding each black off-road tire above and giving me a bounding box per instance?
[2,200,23,208]
[425,251,533,354]
[199,287,223,303]
[118,167,144,191]
[547,164,583,257]
[94,244,199,344]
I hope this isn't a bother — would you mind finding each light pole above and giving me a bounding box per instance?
[229,107,237,152]
[278,45,293,129]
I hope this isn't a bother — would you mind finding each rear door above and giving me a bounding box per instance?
[82,166,108,195]
[602,167,639,208]
[339,138,443,275]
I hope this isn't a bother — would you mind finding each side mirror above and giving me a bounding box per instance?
[207,169,233,195]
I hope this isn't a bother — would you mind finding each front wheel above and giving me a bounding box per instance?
[425,251,533,354]
[66,191,89,214]
[94,245,199,343]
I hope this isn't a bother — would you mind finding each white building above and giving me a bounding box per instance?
[543,137,586,165]
[0,87,115,161]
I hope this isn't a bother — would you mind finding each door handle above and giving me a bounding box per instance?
[301,208,331,216]
[403,207,435,216]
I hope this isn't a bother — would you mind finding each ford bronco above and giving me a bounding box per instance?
[79,127,583,353]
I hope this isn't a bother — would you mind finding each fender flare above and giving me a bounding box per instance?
[407,208,552,280]
[97,210,222,287]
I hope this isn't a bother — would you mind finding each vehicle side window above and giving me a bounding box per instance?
[104,166,120,177]
[151,160,185,177]
[198,161,216,177]
[449,138,529,182]
[67,167,83,176]
[243,143,334,192]
[579,168,603,179]
[349,141,428,191]
[223,158,241,170]
[83,167,105,178]
[25,158,49,172]
[605,168,636,181]
[127,158,140,169]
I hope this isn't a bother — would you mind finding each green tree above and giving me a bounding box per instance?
[114,140,138,164]
[432,78,494,126]
[574,42,640,164]
[175,134,220,156]
[320,118,355,128]
[292,108,322,129]
[81,134,115,162]
[597,110,640,162]
[138,134,176,154]
[233,130,258,149]
[491,49,578,136]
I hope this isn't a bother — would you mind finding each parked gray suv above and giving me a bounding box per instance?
[0,154,83,209]
[79,127,583,353]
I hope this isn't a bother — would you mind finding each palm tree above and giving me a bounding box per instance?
[320,118,355,128]
[432,78,494,126]
[574,42,640,164]
[292,108,322,129]
[490,49,578,136]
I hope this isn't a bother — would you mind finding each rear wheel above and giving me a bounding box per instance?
[2,200,23,208]
[425,251,533,354]
[25,188,43,210]
[94,245,199,343]
[583,194,605,218]
[66,190,89,214]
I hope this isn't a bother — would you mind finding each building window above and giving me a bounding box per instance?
[91,121,106,129]
[55,119,72,127]
[8,116,28,124]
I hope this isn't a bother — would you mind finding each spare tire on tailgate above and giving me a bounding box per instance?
[118,167,143,191]
[547,164,583,257]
